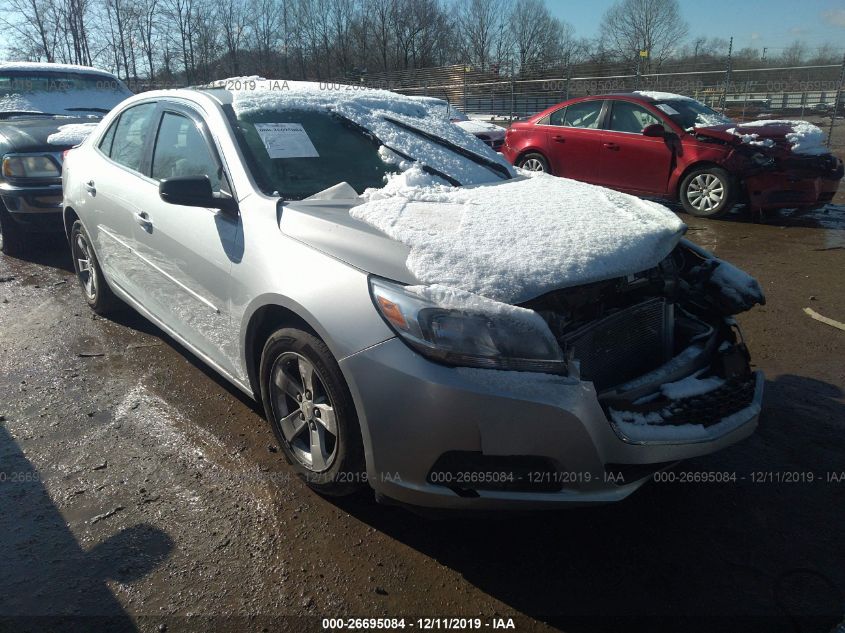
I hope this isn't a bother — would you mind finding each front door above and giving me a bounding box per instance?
[130,106,242,375]
[598,100,674,195]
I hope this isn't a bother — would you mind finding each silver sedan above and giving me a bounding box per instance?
[62,84,763,510]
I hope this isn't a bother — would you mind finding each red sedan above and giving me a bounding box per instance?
[502,92,843,218]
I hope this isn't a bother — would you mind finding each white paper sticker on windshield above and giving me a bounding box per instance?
[254,123,319,158]
[655,103,680,116]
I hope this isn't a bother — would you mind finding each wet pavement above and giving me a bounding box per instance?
[1,204,844,633]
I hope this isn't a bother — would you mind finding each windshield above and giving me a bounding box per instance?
[0,71,132,116]
[232,108,401,199]
[653,98,733,130]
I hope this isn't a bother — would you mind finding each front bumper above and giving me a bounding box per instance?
[340,338,762,510]
[0,182,63,232]
[744,158,843,211]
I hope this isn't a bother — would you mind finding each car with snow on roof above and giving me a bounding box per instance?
[502,91,843,219]
[62,80,765,510]
[0,62,132,255]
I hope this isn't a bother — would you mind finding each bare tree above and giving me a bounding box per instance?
[599,0,688,69]
[509,0,576,72]
[455,0,512,70]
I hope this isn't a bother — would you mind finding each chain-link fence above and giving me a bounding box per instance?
[338,54,845,149]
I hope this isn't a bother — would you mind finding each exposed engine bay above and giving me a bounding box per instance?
[522,240,765,436]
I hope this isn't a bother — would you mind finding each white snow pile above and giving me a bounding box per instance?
[47,122,98,146]
[230,79,514,187]
[660,373,725,399]
[632,91,693,101]
[352,169,686,304]
[726,128,775,148]
[709,259,765,308]
[740,119,828,155]
[609,402,760,442]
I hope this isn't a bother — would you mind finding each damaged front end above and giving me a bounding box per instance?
[524,239,765,443]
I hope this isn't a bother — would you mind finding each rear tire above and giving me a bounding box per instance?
[679,166,735,218]
[0,205,26,257]
[517,152,550,174]
[260,327,365,497]
[70,220,120,315]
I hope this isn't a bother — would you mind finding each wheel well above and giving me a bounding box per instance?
[516,149,548,165]
[674,161,727,198]
[244,304,320,398]
[63,206,79,240]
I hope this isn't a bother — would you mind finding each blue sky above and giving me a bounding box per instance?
[549,0,845,52]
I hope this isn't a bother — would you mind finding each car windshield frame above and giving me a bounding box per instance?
[652,98,734,131]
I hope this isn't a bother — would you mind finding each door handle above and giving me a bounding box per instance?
[134,211,153,231]
[552,135,566,143]
[84,180,96,195]
[603,142,620,151]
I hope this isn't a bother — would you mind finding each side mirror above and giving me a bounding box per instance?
[159,176,237,214]
[642,123,666,137]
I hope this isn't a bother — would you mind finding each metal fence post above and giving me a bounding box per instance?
[828,52,845,148]
[723,36,733,109]
[565,63,571,101]
[509,58,515,122]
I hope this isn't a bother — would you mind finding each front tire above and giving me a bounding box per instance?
[70,220,120,315]
[0,205,25,256]
[679,166,735,218]
[517,152,550,174]
[260,328,365,496]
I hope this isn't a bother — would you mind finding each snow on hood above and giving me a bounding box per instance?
[351,168,686,304]
[736,119,828,155]
[230,80,516,186]
[47,122,98,145]
[454,119,504,136]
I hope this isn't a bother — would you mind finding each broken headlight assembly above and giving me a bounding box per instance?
[370,277,566,373]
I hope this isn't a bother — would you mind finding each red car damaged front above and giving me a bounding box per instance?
[691,121,844,213]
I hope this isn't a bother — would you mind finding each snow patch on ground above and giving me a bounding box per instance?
[740,119,828,155]
[47,123,98,146]
[351,171,685,303]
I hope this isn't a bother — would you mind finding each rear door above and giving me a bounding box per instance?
[598,100,674,194]
[543,99,606,182]
[130,103,242,374]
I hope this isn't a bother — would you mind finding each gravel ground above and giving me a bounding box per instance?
[1,202,844,633]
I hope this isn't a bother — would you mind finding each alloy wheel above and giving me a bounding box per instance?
[269,352,338,472]
[521,158,546,172]
[686,173,725,213]
[72,233,97,301]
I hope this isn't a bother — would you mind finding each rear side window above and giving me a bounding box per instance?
[562,101,603,128]
[98,119,118,155]
[608,101,661,133]
[151,111,223,191]
[109,103,156,172]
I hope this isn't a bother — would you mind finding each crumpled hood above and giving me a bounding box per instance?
[349,170,687,304]
[693,120,828,156]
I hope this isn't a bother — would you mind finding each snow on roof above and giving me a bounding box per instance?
[739,119,828,155]
[0,61,118,77]
[351,169,686,304]
[631,91,694,102]
[230,79,515,186]
[47,122,99,146]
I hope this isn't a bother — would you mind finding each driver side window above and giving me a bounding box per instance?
[151,111,224,192]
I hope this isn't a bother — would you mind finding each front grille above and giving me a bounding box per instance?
[560,298,672,390]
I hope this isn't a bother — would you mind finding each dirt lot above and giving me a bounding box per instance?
[1,202,845,633]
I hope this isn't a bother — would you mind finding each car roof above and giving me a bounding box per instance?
[0,61,119,78]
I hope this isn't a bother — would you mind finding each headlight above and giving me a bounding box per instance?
[370,277,566,373]
[2,154,61,178]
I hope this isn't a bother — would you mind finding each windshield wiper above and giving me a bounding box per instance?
[331,112,462,187]
[0,111,56,119]
[382,116,512,180]
[64,107,109,113]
